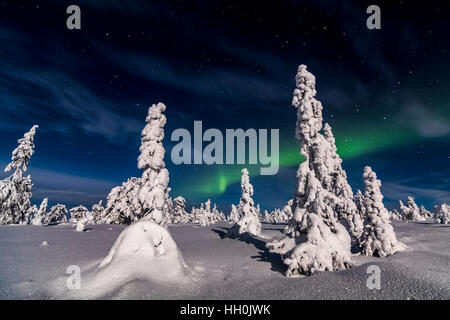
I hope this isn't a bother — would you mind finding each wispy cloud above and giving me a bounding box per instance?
[403,102,450,138]
[382,181,450,205]
[0,167,118,208]
[0,26,143,144]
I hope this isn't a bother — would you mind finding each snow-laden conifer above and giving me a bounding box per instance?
[171,196,188,224]
[69,205,89,223]
[434,204,450,224]
[0,125,38,225]
[267,65,353,276]
[103,103,171,226]
[46,204,68,224]
[228,169,262,237]
[31,198,48,226]
[400,197,426,221]
[360,166,406,257]
[228,204,240,223]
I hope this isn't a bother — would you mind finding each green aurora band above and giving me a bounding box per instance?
[170,101,450,201]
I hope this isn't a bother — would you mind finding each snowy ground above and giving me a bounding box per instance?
[0,221,449,299]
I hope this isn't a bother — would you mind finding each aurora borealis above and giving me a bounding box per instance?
[0,1,449,211]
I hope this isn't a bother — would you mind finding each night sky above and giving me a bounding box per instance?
[0,0,449,211]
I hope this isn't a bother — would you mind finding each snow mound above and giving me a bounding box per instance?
[53,221,193,299]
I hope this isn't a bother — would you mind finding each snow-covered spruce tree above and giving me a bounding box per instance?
[204,199,212,214]
[256,204,261,221]
[262,210,272,223]
[398,200,407,219]
[271,208,288,223]
[211,203,221,223]
[90,200,104,224]
[228,169,262,237]
[269,171,353,276]
[0,125,38,225]
[171,196,188,224]
[270,209,280,223]
[189,204,199,223]
[400,196,426,221]
[188,206,197,223]
[103,177,141,224]
[31,198,48,226]
[360,166,406,257]
[69,205,89,223]
[419,205,432,219]
[434,204,450,224]
[102,103,171,226]
[195,200,212,227]
[218,210,226,222]
[390,209,403,221]
[4,125,39,173]
[74,209,91,232]
[137,102,171,226]
[24,205,36,225]
[228,204,240,223]
[45,204,68,225]
[407,197,423,220]
[267,65,354,276]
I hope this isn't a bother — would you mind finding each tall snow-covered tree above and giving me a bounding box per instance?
[102,103,171,226]
[267,65,353,276]
[0,125,38,225]
[31,198,48,226]
[228,169,262,237]
[360,166,406,257]
[45,204,68,224]
[138,102,171,226]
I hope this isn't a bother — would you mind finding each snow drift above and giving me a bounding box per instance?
[51,220,193,299]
